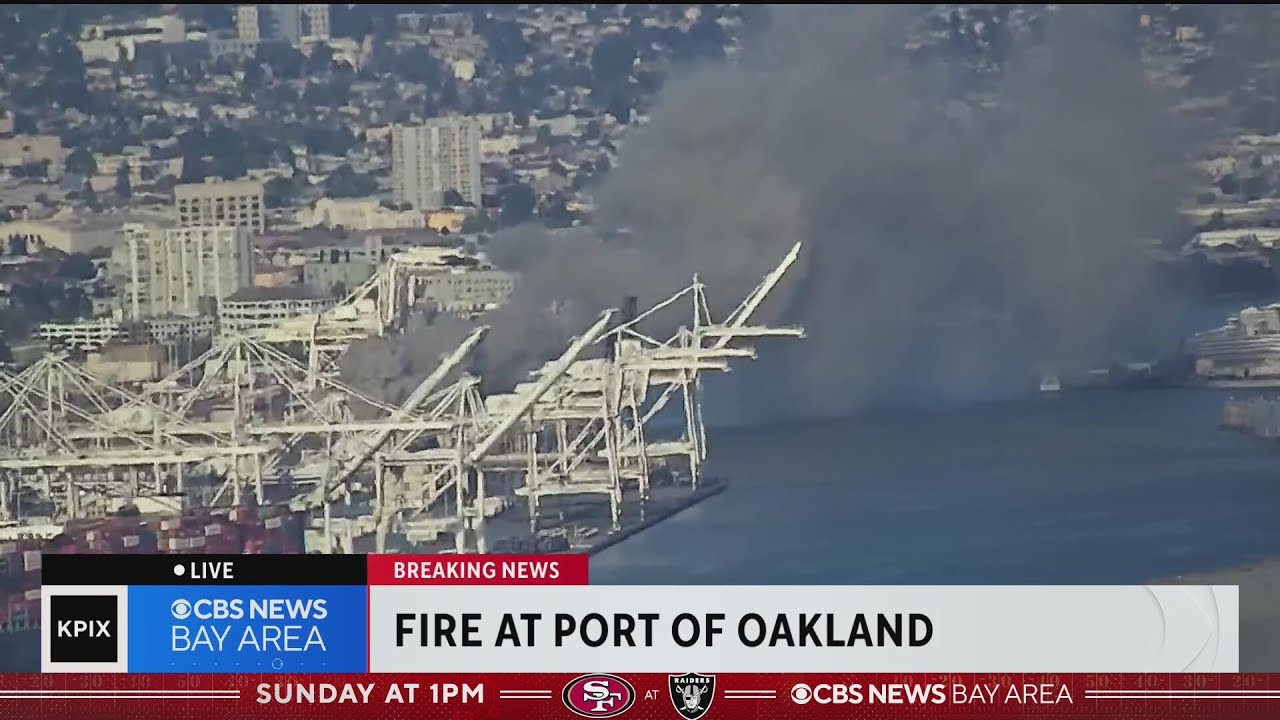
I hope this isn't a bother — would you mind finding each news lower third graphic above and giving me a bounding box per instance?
[40,554,368,673]
[36,554,1242,675]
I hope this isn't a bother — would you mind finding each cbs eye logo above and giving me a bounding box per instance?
[170,599,193,619]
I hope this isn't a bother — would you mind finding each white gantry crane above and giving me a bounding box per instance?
[0,242,805,557]
[366,242,804,554]
[0,352,268,519]
[512,241,804,535]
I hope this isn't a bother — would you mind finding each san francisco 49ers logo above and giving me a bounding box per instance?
[561,674,636,718]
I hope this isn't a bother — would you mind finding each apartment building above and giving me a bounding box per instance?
[174,179,266,233]
[392,117,483,209]
[118,225,254,318]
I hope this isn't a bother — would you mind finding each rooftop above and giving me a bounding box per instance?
[226,286,328,303]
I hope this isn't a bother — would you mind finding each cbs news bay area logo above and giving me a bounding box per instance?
[168,597,329,652]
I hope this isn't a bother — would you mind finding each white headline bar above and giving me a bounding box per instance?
[369,585,1238,673]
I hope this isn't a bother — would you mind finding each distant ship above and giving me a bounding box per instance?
[1039,374,1062,393]
[1185,305,1280,387]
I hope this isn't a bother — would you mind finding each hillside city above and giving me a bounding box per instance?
[0,3,1275,379]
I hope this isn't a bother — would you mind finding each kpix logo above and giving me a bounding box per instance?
[50,594,118,663]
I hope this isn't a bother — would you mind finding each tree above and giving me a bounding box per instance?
[263,176,298,208]
[498,183,536,227]
[1244,175,1271,201]
[256,43,306,79]
[81,182,100,211]
[213,150,248,181]
[179,154,205,183]
[542,192,573,228]
[115,163,131,198]
[480,19,530,68]
[591,34,636,95]
[461,212,490,234]
[59,253,97,281]
[442,188,466,207]
[307,43,335,75]
[1219,174,1240,195]
[65,147,97,176]
[243,60,266,93]
[323,165,378,197]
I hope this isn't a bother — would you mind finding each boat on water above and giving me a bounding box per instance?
[1185,304,1280,387]
[1039,374,1062,393]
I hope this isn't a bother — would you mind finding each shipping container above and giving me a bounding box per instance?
[0,502,311,618]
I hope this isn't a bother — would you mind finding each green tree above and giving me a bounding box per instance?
[59,253,97,281]
[323,165,378,197]
[179,154,205,183]
[498,183,536,227]
[442,188,466,207]
[263,176,298,208]
[65,147,97,176]
[115,163,131,198]
[461,212,490,233]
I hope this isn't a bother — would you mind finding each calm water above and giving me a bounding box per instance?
[592,388,1280,584]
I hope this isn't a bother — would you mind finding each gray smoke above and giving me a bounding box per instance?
[344,5,1195,416]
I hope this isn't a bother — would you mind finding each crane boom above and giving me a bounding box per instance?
[465,310,616,466]
[714,240,802,349]
[297,325,490,509]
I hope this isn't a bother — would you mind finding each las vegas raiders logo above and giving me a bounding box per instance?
[668,673,715,720]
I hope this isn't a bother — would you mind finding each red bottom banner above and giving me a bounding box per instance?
[0,674,1277,719]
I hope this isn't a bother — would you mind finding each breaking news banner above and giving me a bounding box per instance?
[14,553,1262,719]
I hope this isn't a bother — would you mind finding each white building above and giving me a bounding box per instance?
[36,316,214,351]
[392,117,483,209]
[218,287,335,333]
[416,268,517,318]
[237,4,328,45]
[36,318,125,351]
[175,179,266,234]
[300,4,331,42]
[1193,228,1280,250]
[119,225,254,319]
[306,198,425,231]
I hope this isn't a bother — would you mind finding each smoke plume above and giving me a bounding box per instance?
[344,5,1195,417]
